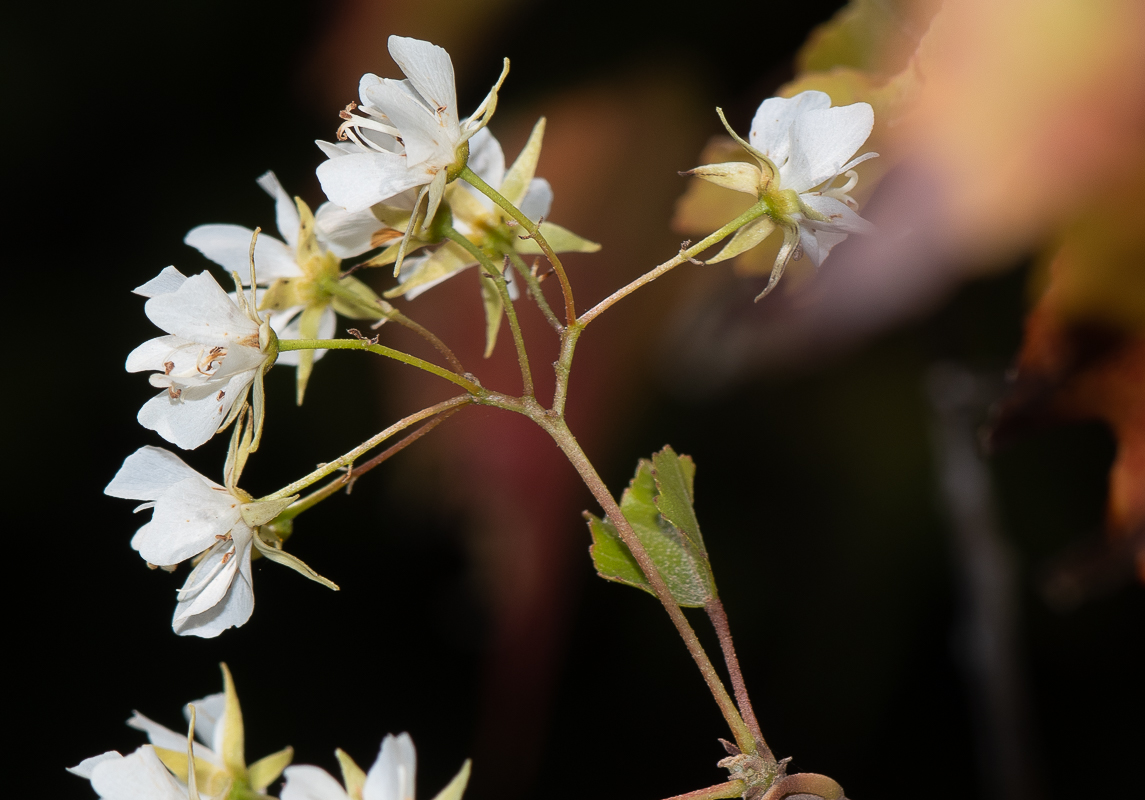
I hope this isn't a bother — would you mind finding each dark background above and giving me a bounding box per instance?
[7,1,1141,799]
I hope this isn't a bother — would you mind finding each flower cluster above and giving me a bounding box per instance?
[70,668,470,800]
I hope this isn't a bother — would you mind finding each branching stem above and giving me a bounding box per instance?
[259,396,472,501]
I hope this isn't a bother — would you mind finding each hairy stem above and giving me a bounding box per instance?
[443,225,535,397]
[537,413,757,754]
[578,202,766,327]
[707,598,772,760]
[278,338,481,394]
[259,396,472,501]
[459,165,577,325]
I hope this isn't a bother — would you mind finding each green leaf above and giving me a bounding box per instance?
[515,222,601,256]
[651,446,706,557]
[586,457,715,607]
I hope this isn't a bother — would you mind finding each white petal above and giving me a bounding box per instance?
[125,713,219,764]
[519,178,553,222]
[748,91,831,167]
[364,733,417,800]
[126,335,185,373]
[801,226,849,267]
[466,127,505,203]
[185,224,300,284]
[132,476,242,564]
[90,746,188,800]
[134,267,188,298]
[282,765,352,800]
[387,36,459,133]
[257,171,302,248]
[317,151,425,214]
[365,79,455,168]
[781,103,874,193]
[105,446,210,501]
[315,202,383,258]
[137,368,252,451]
[68,752,123,779]
[316,140,363,159]
[145,271,260,345]
[799,194,876,235]
[172,538,255,638]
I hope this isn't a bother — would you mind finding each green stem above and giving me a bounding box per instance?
[324,279,466,374]
[551,325,582,419]
[258,396,472,501]
[578,202,767,328]
[504,248,562,332]
[535,413,757,754]
[459,165,577,325]
[443,225,535,398]
[278,338,481,394]
[663,781,746,800]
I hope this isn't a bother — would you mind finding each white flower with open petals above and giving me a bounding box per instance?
[688,90,878,298]
[282,733,471,800]
[317,36,509,244]
[128,267,275,450]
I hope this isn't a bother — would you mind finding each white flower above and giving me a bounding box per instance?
[690,90,878,298]
[105,446,262,637]
[69,747,193,800]
[316,35,508,230]
[282,733,470,800]
[106,446,335,637]
[127,266,275,450]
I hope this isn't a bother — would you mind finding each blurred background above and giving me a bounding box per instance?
[7,1,1142,799]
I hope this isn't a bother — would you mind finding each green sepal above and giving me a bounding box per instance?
[515,222,601,256]
[479,268,504,359]
[330,275,389,319]
[248,746,294,791]
[429,760,472,800]
[252,534,340,591]
[585,456,716,607]
[335,749,367,800]
[152,749,231,797]
[705,216,777,265]
[293,304,326,405]
[500,117,546,208]
[384,241,475,299]
[260,278,308,312]
[240,495,297,529]
[219,663,246,775]
[685,162,764,197]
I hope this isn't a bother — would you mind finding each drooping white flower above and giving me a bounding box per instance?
[69,747,194,800]
[316,36,509,243]
[104,444,332,637]
[282,733,470,800]
[127,266,275,449]
[688,90,878,298]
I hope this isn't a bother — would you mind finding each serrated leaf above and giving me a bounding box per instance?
[586,458,715,607]
[516,222,601,256]
[651,446,706,557]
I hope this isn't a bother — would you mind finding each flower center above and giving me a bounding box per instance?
[337,101,404,155]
